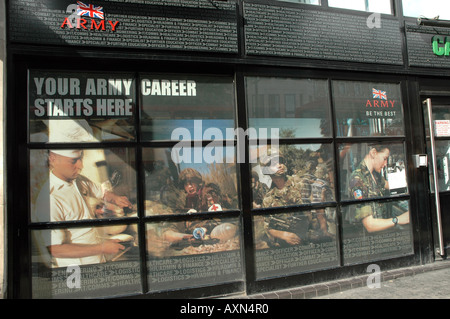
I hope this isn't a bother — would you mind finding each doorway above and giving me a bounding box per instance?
[422,96,450,259]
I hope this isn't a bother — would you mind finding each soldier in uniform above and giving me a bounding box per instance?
[348,144,409,233]
[251,170,269,209]
[200,182,224,212]
[32,150,132,267]
[259,151,307,246]
[178,167,204,213]
[299,163,336,242]
[261,152,303,209]
[159,169,224,250]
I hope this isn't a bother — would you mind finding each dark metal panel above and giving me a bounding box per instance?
[8,0,239,54]
[243,0,403,66]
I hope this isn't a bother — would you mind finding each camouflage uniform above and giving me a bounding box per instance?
[252,181,269,207]
[348,160,389,221]
[263,212,311,247]
[261,176,311,246]
[262,175,304,208]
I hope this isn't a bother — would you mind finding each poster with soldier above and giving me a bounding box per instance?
[146,217,243,292]
[143,147,239,216]
[143,147,243,291]
[339,142,413,265]
[250,143,340,279]
[29,147,140,298]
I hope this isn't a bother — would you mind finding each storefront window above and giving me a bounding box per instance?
[146,217,242,292]
[31,224,141,298]
[341,200,413,265]
[28,70,136,143]
[251,143,339,279]
[333,80,405,137]
[30,148,137,223]
[402,0,450,20]
[328,0,392,14]
[143,147,239,215]
[143,144,244,290]
[253,210,339,279]
[246,75,338,278]
[24,67,415,297]
[246,77,331,138]
[250,143,335,209]
[339,140,412,265]
[140,75,235,141]
[27,69,243,298]
[339,142,408,200]
[140,74,244,292]
[29,147,138,298]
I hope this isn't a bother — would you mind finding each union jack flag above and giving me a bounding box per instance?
[77,1,104,20]
[372,88,387,100]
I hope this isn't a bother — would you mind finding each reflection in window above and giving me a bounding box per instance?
[339,142,408,201]
[402,0,450,20]
[341,200,413,265]
[429,140,450,192]
[140,75,235,141]
[328,0,392,14]
[246,77,332,138]
[143,147,239,215]
[333,80,405,137]
[251,144,335,210]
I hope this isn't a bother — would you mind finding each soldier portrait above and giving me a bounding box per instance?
[343,142,410,233]
[252,144,337,248]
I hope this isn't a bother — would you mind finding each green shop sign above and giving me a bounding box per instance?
[432,35,450,56]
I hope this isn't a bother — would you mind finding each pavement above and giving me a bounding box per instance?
[239,259,450,299]
[315,264,450,299]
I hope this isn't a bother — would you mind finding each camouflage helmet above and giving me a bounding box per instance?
[178,168,203,186]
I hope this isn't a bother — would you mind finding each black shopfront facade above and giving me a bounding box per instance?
[5,0,450,299]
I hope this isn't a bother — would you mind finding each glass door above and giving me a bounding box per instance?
[423,97,450,258]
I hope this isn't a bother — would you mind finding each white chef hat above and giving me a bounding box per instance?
[47,119,96,143]
[50,149,83,158]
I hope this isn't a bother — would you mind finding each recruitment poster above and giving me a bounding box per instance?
[28,70,136,143]
[339,141,413,265]
[140,74,243,290]
[333,80,404,137]
[143,147,243,292]
[30,148,141,298]
[250,144,340,279]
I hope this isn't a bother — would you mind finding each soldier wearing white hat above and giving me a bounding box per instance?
[32,130,132,267]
